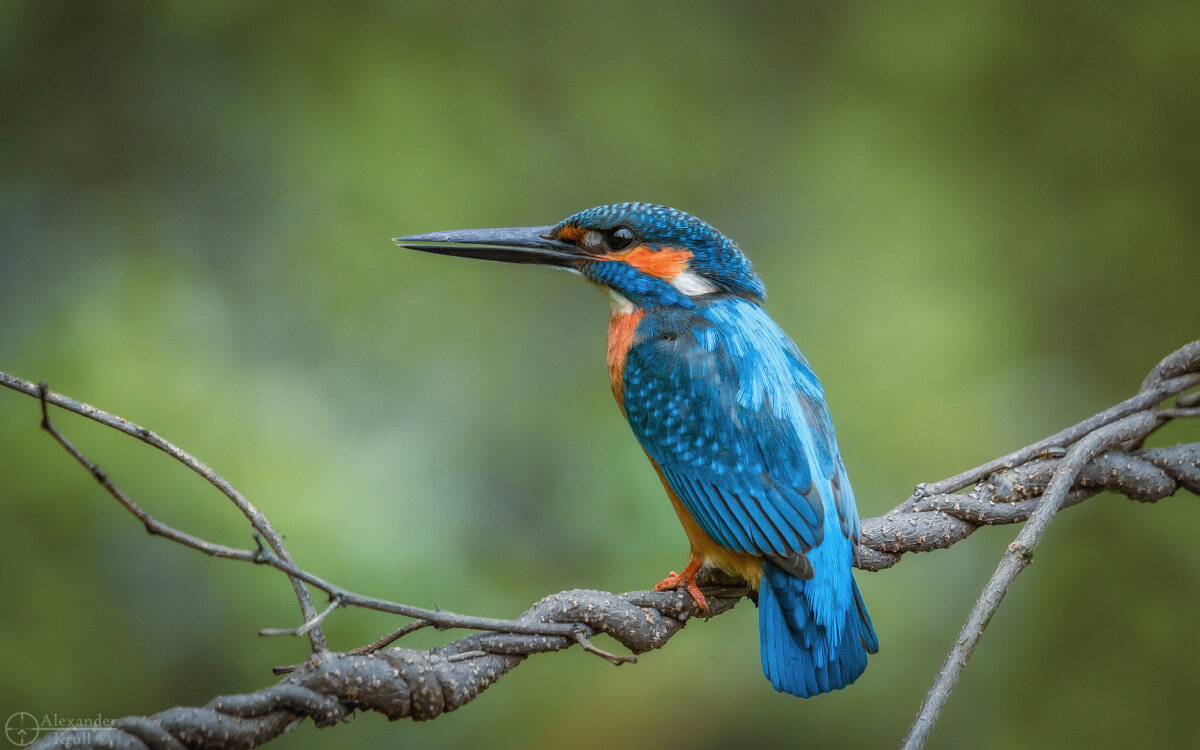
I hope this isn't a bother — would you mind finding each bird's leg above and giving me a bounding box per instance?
[654,554,708,611]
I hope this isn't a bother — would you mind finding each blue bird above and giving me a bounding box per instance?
[395,203,878,697]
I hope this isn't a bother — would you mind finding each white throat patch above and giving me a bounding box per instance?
[671,270,719,296]
[608,289,636,313]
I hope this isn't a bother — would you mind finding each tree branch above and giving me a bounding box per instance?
[900,410,1157,749]
[0,374,328,653]
[2,339,1197,750]
[900,340,1200,749]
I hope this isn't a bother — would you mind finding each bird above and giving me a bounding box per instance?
[394,202,878,697]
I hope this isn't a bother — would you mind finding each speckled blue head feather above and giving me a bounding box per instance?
[554,202,767,302]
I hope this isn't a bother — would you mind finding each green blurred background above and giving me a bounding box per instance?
[2,2,1198,748]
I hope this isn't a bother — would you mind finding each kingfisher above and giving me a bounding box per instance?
[395,202,878,697]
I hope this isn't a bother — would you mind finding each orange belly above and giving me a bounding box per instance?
[647,455,764,589]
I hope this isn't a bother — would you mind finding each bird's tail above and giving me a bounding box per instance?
[758,558,878,697]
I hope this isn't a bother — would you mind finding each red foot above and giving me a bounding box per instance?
[654,555,709,611]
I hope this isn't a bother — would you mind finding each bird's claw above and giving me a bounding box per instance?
[654,556,709,611]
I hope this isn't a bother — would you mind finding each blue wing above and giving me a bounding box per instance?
[622,298,860,570]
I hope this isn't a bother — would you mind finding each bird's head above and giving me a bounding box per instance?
[395,202,766,309]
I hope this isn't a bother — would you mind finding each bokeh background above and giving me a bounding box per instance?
[2,2,1198,748]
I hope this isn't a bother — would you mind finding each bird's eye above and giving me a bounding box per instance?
[606,227,637,252]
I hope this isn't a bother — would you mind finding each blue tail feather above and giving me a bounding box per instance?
[853,575,880,654]
[759,559,877,698]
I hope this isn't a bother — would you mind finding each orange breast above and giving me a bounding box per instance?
[606,308,644,409]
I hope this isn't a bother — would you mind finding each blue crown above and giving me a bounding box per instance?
[555,203,767,301]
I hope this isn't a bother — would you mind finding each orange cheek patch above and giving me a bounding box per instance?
[619,245,693,280]
[556,225,584,243]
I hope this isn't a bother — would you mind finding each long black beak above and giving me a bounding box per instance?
[393,226,583,267]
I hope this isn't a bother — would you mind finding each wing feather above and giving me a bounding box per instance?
[623,299,858,564]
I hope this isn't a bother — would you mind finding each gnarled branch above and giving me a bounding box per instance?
[3,339,1197,750]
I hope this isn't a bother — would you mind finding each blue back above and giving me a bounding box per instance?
[622,297,859,557]
[621,295,877,696]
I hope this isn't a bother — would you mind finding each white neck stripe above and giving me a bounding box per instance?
[671,270,720,296]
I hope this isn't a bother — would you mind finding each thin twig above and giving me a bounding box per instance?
[901,370,1199,505]
[21,379,658,644]
[898,340,1200,749]
[275,620,436,676]
[350,621,432,655]
[1157,407,1200,419]
[854,440,1198,571]
[248,540,601,637]
[574,629,638,665]
[35,382,262,563]
[260,598,343,638]
[3,374,330,652]
[900,410,1158,750]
